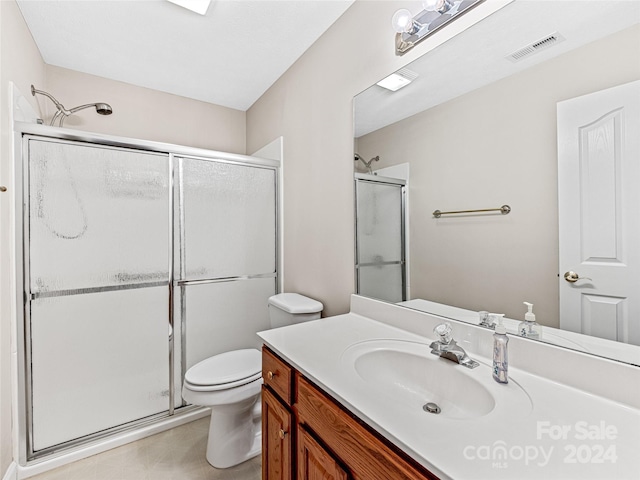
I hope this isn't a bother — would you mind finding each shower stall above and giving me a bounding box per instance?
[14,124,278,463]
[354,173,407,303]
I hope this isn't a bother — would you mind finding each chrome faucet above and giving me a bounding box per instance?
[429,323,479,369]
[478,311,495,329]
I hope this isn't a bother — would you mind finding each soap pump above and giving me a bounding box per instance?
[518,302,541,339]
[492,314,508,384]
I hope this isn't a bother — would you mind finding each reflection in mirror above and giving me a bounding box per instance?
[353,0,640,365]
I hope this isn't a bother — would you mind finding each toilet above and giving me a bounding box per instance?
[182,293,323,469]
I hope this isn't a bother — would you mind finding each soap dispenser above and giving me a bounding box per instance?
[492,314,508,384]
[518,302,541,340]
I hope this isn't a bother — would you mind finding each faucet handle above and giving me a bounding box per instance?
[433,322,452,344]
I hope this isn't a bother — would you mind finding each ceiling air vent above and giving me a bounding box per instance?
[506,32,565,63]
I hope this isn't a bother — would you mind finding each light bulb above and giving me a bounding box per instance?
[422,0,453,13]
[391,9,414,33]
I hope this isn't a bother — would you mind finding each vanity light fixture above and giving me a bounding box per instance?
[392,0,485,56]
[166,0,212,15]
[376,68,419,92]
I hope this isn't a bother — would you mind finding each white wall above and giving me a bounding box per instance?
[356,25,640,328]
[246,0,506,316]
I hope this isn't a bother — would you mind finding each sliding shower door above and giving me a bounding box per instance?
[355,174,406,303]
[176,158,277,371]
[26,138,171,453]
[20,128,279,462]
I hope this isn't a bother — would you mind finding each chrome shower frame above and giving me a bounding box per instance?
[12,122,280,467]
[354,172,408,302]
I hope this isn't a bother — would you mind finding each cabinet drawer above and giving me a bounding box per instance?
[262,346,293,405]
[297,376,438,480]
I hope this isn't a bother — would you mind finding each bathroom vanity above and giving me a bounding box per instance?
[259,295,640,480]
[261,347,436,479]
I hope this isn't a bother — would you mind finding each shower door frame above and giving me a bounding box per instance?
[13,122,280,464]
[354,173,408,302]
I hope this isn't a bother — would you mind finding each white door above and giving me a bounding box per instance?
[558,80,640,346]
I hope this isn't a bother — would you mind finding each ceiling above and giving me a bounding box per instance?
[355,0,640,137]
[17,0,354,111]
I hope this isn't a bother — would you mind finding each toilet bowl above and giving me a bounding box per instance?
[182,348,263,469]
[182,293,323,469]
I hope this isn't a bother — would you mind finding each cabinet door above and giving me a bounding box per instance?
[298,426,348,480]
[262,386,292,480]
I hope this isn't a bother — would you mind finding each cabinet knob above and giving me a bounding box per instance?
[279,429,287,440]
[267,371,277,380]
[0,186,6,192]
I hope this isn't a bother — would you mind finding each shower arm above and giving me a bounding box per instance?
[31,85,71,126]
[31,85,69,114]
[354,154,380,174]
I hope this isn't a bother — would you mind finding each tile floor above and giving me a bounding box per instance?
[30,417,262,480]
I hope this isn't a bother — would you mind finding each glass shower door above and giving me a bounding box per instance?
[176,157,277,371]
[27,138,171,453]
[355,175,406,303]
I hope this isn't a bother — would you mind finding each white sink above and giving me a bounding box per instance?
[341,339,532,420]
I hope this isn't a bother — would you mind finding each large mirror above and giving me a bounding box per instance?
[353,0,640,365]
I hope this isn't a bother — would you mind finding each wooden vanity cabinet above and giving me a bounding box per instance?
[262,346,439,480]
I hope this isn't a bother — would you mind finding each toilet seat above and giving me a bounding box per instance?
[184,348,261,392]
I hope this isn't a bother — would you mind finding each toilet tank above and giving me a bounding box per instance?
[268,293,323,328]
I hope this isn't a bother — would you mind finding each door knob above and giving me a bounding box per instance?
[564,271,592,283]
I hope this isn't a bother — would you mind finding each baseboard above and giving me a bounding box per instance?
[2,462,17,480]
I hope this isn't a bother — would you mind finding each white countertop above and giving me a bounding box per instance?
[258,311,640,480]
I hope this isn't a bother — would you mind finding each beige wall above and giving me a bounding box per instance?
[356,25,640,327]
[245,0,468,316]
[0,1,46,474]
[42,65,246,154]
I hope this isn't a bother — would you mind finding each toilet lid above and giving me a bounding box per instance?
[185,349,261,386]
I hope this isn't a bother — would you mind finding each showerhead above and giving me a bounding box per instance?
[94,103,113,116]
[31,84,113,126]
[68,102,113,116]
